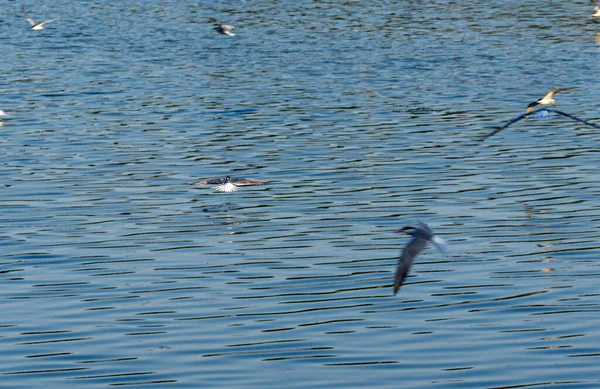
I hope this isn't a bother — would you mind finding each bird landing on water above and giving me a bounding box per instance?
[188,176,267,192]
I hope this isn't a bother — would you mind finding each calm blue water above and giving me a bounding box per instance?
[2,1,600,388]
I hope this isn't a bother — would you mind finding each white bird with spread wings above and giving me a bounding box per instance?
[22,7,60,30]
[188,176,267,193]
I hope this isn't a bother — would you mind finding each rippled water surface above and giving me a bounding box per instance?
[2,1,600,388]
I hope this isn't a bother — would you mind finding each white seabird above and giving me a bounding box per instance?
[189,176,266,192]
[525,87,575,113]
[22,7,60,30]
[213,24,236,36]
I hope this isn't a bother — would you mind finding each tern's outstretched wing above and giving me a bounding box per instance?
[189,178,225,186]
[232,178,267,186]
[394,235,428,295]
[21,8,36,26]
[543,87,576,100]
[38,17,60,27]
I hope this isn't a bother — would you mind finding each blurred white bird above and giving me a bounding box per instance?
[394,222,447,295]
[189,176,267,192]
[22,7,60,30]
[213,24,235,36]
[525,87,575,113]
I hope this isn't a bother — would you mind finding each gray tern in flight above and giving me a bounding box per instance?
[189,176,266,192]
[526,87,575,113]
[213,24,236,36]
[22,7,60,30]
[394,222,447,295]
[481,108,600,141]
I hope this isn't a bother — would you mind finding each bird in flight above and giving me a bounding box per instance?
[188,176,266,192]
[393,222,447,295]
[525,87,575,113]
[21,7,60,30]
[213,24,236,36]
[480,108,600,141]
